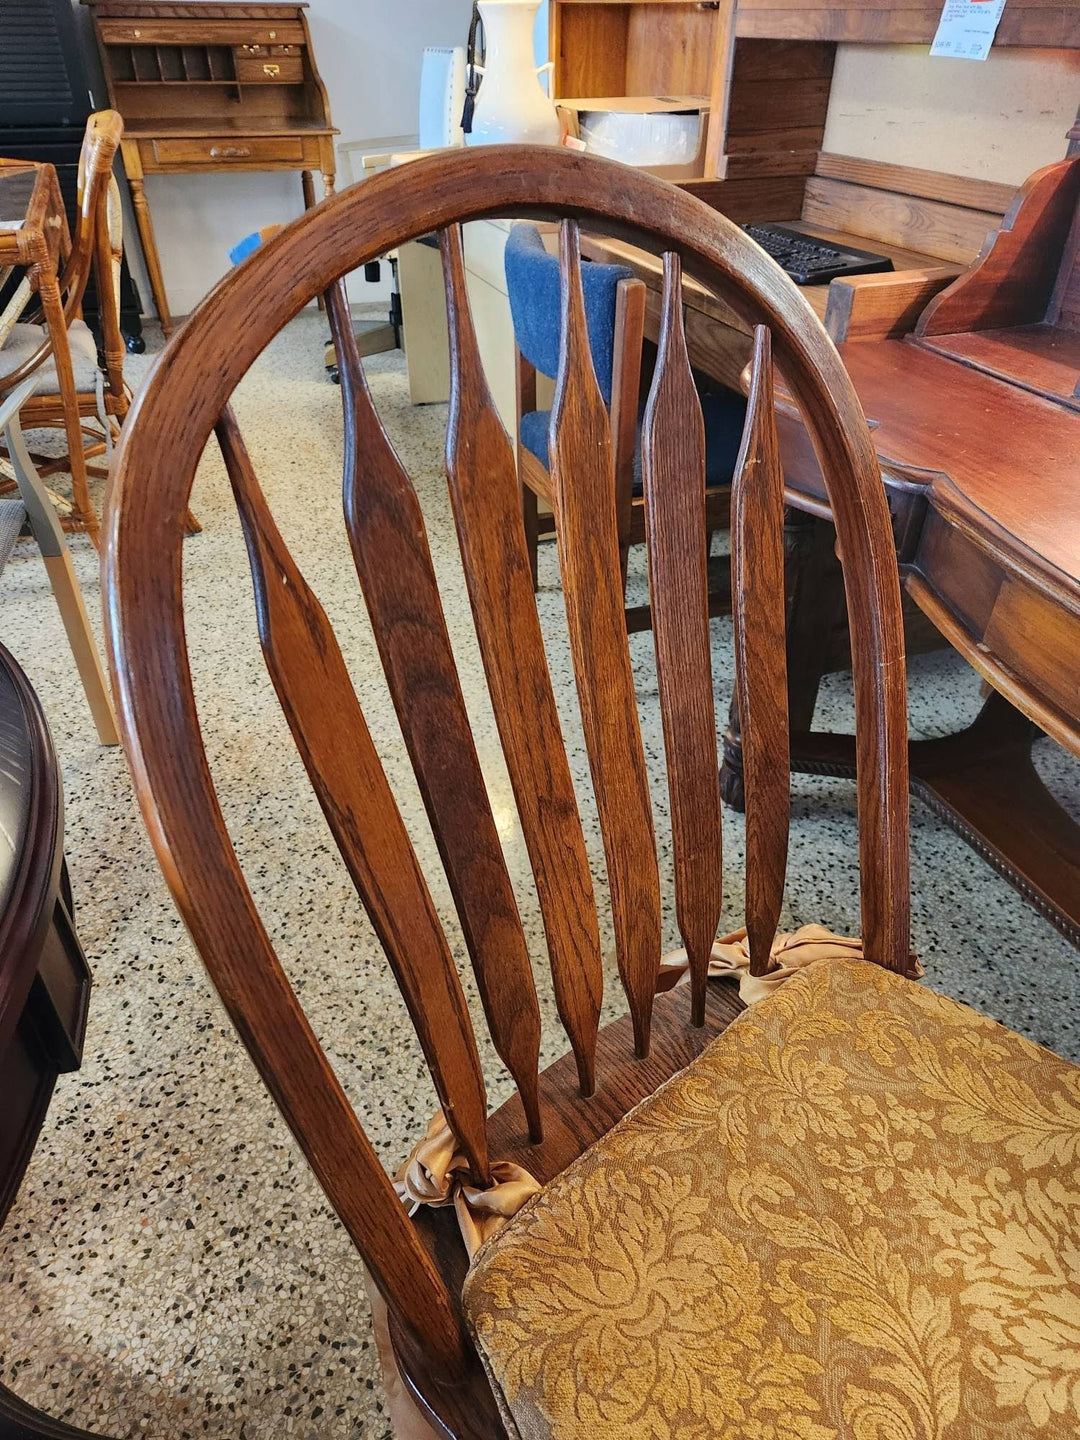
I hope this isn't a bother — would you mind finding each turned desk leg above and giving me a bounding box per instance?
[128,176,173,339]
[301,170,328,312]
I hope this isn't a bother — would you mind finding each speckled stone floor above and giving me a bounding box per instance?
[1,312,1077,1439]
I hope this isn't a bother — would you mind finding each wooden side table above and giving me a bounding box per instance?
[85,1,338,335]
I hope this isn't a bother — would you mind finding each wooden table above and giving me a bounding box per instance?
[582,221,1080,944]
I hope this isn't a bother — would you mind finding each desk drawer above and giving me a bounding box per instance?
[234,48,305,84]
[99,19,305,46]
[152,136,305,166]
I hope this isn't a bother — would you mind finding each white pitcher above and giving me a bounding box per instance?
[466,0,562,147]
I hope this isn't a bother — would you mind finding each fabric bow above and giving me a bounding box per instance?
[657,923,922,1005]
[394,1109,541,1259]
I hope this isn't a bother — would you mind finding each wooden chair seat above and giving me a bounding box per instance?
[466,958,1080,1440]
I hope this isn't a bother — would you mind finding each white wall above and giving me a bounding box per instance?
[823,45,1080,185]
[79,0,473,317]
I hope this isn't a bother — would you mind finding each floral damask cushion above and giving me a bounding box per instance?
[463,959,1080,1440]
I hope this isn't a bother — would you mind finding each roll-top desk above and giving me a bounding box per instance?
[85,0,337,335]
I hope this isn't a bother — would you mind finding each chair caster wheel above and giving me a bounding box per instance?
[326,365,340,385]
[125,333,146,354]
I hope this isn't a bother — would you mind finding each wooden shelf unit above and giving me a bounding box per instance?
[551,0,1079,187]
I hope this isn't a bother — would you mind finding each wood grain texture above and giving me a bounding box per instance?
[801,176,1000,266]
[916,156,1080,337]
[218,408,491,1183]
[327,281,543,1143]
[824,266,961,343]
[732,329,789,976]
[549,220,662,1057]
[733,4,1079,45]
[641,253,723,1025]
[814,154,1016,215]
[438,226,604,1097]
[610,276,647,584]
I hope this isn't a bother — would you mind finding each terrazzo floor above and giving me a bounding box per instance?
[1,311,1078,1439]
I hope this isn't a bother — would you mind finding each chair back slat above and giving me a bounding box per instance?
[731,327,790,975]
[326,282,544,1142]
[548,220,662,1058]
[641,253,723,1025]
[439,224,603,1097]
[216,406,491,1182]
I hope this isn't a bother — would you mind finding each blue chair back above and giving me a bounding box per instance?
[504,223,633,406]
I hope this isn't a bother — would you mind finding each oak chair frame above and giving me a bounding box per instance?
[103,146,909,1437]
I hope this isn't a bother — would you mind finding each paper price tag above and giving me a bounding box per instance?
[931,0,1007,61]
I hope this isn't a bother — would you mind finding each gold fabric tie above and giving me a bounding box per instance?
[657,923,923,1004]
[394,1109,542,1259]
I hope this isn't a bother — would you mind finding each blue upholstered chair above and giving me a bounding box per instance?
[506,222,747,628]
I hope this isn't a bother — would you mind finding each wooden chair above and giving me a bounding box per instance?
[0,378,118,745]
[0,111,126,548]
[103,148,1080,1440]
[507,221,744,632]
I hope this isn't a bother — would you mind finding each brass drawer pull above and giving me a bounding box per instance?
[262,63,280,77]
[209,145,252,159]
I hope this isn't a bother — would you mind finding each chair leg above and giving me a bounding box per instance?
[521,482,540,592]
[37,273,100,548]
[42,550,120,746]
[3,395,118,746]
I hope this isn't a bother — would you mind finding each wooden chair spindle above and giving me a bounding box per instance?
[641,252,723,1025]
[438,224,604,1097]
[217,406,491,1182]
[328,280,544,1142]
[731,327,789,977]
[548,219,662,1057]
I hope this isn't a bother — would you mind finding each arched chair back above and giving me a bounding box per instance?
[102,146,909,1433]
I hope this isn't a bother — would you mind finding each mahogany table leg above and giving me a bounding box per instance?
[908,693,1080,947]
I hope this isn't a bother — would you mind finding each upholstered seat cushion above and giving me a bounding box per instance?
[2,320,101,396]
[0,499,27,575]
[464,960,1080,1439]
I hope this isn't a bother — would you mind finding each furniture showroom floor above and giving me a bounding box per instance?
[2,312,1078,1440]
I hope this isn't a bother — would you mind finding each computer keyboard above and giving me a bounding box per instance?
[742,223,894,286]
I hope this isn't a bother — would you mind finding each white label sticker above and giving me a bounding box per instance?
[930,0,1007,61]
